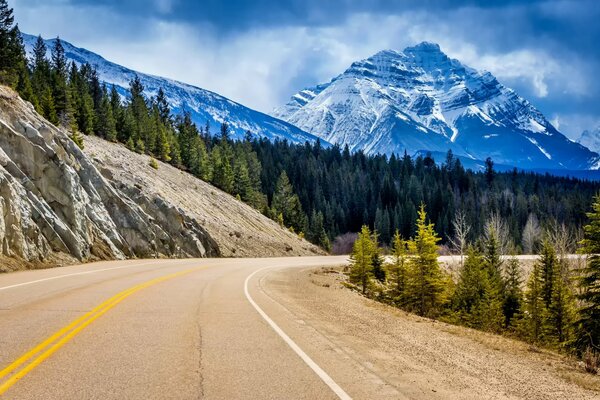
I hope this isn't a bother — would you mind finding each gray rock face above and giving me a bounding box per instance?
[0,86,219,267]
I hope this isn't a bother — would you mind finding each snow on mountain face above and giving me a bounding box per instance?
[274,42,598,170]
[21,34,322,144]
[578,127,600,153]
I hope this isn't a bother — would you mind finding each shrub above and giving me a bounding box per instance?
[149,157,159,170]
[583,347,599,374]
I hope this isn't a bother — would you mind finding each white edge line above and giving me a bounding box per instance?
[0,260,168,291]
[244,266,352,400]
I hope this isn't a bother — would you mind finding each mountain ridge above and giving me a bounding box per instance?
[21,33,325,145]
[274,42,598,170]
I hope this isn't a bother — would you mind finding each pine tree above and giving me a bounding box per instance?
[503,256,523,328]
[272,171,304,233]
[211,143,235,193]
[388,231,409,306]
[371,230,385,282]
[70,63,94,135]
[0,0,26,86]
[40,86,58,124]
[452,247,503,331]
[535,240,552,301]
[154,87,171,126]
[50,37,75,130]
[483,225,504,293]
[307,210,331,251]
[547,260,576,347]
[522,259,547,344]
[96,92,117,141]
[154,121,171,161]
[233,153,252,201]
[220,122,230,142]
[31,35,50,114]
[576,195,600,352]
[349,225,376,295]
[50,37,67,76]
[406,205,446,317]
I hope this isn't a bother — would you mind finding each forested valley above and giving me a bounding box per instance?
[4,31,599,253]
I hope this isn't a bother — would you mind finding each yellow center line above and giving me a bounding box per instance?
[0,266,204,396]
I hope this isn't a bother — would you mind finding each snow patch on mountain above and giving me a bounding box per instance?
[578,127,600,153]
[22,34,324,145]
[274,42,599,170]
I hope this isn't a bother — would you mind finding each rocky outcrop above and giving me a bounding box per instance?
[84,135,324,258]
[0,86,218,270]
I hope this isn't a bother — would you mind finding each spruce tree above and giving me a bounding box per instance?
[406,205,445,317]
[154,87,171,126]
[0,0,26,86]
[233,153,252,200]
[539,239,558,310]
[388,231,409,306]
[50,37,75,130]
[576,195,600,352]
[96,93,117,141]
[272,171,304,233]
[453,246,503,331]
[503,256,523,328]
[31,35,50,114]
[547,261,576,347]
[522,259,547,344]
[211,143,235,193]
[349,225,376,295]
[483,225,504,293]
[154,120,171,161]
[371,230,385,283]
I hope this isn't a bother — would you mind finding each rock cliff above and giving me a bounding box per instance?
[0,86,320,271]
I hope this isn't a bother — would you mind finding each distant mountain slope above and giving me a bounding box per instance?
[578,127,600,153]
[274,43,598,170]
[22,33,323,144]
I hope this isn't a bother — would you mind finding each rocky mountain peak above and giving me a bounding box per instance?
[273,44,599,170]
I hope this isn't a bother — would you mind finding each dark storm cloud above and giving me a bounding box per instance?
[12,0,600,137]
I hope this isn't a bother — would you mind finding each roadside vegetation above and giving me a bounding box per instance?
[348,199,600,375]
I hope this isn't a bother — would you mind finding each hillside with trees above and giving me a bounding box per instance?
[1,0,598,252]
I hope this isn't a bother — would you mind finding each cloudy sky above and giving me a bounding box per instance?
[11,0,600,139]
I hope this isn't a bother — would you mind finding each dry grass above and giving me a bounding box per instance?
[559,369,600,392]
[584,347,599,374]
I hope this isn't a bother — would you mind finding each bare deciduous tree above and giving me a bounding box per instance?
[522,213,541,254]
[484,213,511,255]
[449,209,470,267]
[546,222,577,283]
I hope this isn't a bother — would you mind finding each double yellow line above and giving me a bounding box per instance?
[0,267,201,396]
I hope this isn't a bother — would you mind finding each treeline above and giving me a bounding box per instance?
[2,1,600,252]
[348,201,600,373]
[251,139,598,251]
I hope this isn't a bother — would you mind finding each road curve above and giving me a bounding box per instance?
[0,257,349,399]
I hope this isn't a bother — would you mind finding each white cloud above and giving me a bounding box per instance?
[11,0,596,130]
[154,0,176,14]
[550,113,600,140]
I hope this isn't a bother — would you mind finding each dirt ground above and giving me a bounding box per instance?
[84,136,322,257]
[262,266,600,400]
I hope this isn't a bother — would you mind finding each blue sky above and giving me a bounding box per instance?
[12,0,600,139]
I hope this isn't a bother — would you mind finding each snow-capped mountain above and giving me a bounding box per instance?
[578,127,600,154]
[22,34,322,144]
[274,42,598,170]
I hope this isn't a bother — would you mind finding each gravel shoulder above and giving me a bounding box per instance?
[262,266,600,399]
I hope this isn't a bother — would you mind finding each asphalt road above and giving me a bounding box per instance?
[0,254,587,399]
[0,257,350,399]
